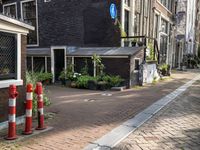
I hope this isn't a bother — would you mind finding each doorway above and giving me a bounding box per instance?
[51,47,66,82]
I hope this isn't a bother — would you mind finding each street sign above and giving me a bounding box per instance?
[110,3,117,19]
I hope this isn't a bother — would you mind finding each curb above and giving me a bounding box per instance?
[84,75,200,150]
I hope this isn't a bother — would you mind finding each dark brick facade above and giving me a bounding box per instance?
[0,35,26,122]
[2,0,121,47]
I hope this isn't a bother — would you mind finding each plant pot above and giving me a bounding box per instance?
[60,79,66,85]
[65,80,71,87]
[88,80,97,90]
[70,81,77,88]
[97,81,109,91]
[137,41,144,47]
[131,41,137,47]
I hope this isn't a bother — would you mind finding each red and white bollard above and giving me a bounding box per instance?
[6,85,18,140]
[23,84,33,135]
[34,82,46,130]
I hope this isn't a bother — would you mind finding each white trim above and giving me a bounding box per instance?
[3,2,18,19]
[66,56,129,58]
[93,61,96,77]
[0,80,23,88]
[156,0,173,15]
[134,58,141,72]
[17,33,21,80]
[31,56,34,73]
[20,0,39,47]
[45,56,48,73]
[0,32,23,89]
[72,57,75,72]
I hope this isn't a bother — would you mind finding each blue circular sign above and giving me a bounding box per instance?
[110,3,117,19]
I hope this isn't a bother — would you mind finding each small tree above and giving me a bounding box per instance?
[92,54,105,76]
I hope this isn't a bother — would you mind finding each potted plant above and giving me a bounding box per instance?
[131,39,137,47]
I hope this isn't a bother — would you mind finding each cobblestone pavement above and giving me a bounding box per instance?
[0,70,199,150]
[114,80,200,150]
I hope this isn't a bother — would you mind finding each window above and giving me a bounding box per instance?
[0,31,17,80]
[124,10,129,36]
[161,19,168,34]
[134,0,141,35]
[21,0,38,45]
[159,0,173,12]
[134,59,140,70]
[3,3,17,18]
[124,0,130,6]
[154,14,159,38]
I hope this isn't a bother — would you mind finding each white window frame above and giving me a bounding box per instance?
[51,46,67,83]
[20,0,39,47]
[3,2,18,19]
[0,31,23,88]
[134,58,141,72]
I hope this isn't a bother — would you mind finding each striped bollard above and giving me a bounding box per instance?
[23,84,33,135]
[6,85,18,140]
[35,82,46,130]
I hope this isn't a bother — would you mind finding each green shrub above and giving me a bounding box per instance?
[26,72,51,116]
[159,64,170,76]
[36,72,53,82]
[102,75,124,87]
[76,75,97,88]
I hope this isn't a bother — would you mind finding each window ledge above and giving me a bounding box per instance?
[0,79,23,89]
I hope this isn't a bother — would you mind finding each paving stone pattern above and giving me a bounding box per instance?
[114,80,200,150]
[0,70,199,150]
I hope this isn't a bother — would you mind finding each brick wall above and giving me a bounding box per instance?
[0,34,26,122]
[2,0,121,47]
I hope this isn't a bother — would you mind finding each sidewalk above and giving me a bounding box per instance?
[114,79,200,150]
[0,70,199,150]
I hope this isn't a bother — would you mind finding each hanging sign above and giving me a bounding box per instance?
[110,3,117,19]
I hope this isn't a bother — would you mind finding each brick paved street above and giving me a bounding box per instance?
[114,79,200,150]
[0,70,199,150]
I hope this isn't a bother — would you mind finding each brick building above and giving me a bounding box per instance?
[0,14,34,123]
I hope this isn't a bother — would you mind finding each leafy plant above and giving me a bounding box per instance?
[76,75,97,88]
[102,75,124,87]
[92,54,105,76]
[80,59,89,75]
[159,64,170,76]
[36,72,53,82]
[26,71,51,116]
[147,42,154,61]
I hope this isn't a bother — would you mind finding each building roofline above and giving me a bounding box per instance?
[0,13,34,30]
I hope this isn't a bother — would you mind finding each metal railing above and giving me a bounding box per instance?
[121,36,160,64]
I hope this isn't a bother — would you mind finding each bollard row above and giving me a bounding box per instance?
[5,82,46,140]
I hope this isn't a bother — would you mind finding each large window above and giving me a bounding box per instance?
[161,19,168,33]
[134,0,141,35]
[3,3,17,18]
[154,14,159,38]
[21,0,38,45]
[0,31,17,80]
[159,0,173,12]
[124,10,129,36]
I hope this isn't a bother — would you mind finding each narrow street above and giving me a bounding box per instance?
[0,70,199,150]
[114,78,200,150]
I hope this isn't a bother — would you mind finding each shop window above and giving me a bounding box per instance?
[0,31,17,80]
[21,0,38,45]
[3,3,17,18]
